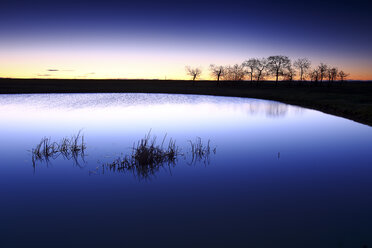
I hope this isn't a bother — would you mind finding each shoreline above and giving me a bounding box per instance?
[1,78,372,127]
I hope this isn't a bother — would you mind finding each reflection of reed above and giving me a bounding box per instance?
[31,131,86,169]
[31,131,216,180]
[188,137,216,165]
[101,132,180,180]
[100,133,216,181]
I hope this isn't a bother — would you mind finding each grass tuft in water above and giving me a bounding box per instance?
[101,132,217,180]
[102,131,180,180]
[31,130,217,179]
[133,131,179,167]
[32,131,86,167]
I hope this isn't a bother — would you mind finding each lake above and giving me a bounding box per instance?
[0,93,371,248]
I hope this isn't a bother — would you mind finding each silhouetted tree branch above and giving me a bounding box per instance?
[268,55,291,84]
[185,55,351,86]
[310,68,320,83]
[185,66,202,83]
[330,67,338,83]
[318,63,328,83]
[338,70,349,82]
[284,63,296,82]
[224,64,245,81]
[255,58,269,82]
[294,58,311,81]
[209,64,225,83]
[243,59,258,83]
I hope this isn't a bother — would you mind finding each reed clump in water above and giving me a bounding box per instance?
[32,131,86,167]
[59,131,86,161]
[101,132,217,180]
[102,132,180,180]
[31,131,216,179]
[32,137,59,163]
[133,132,179,167]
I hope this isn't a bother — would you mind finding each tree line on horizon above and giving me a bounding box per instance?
[186,55,350,84]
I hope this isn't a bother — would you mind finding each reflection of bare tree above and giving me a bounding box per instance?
[231,101,290,118]
[265,102,289,118]
[292,106,305,116]
[212,100,304,119]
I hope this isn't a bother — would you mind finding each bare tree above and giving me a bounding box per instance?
[338,70,349,82]
[310,68,320,83]
[185,66,202,82]
[326,67,338,83]
[293,58,311,81]
[327,68,332,83]
[318,63,328,83]
[224,64,245,81]
[255,58,269,82]
[209,64,225,83]
[267,55,291,84]
[330,67,338,82]
[242,59,258,82]
[284,63,296,82]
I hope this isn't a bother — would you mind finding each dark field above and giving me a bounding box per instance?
[1,78,372,126]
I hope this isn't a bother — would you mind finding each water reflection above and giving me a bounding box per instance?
[1,93,372,247]
[99,132,180,180]
[31,131,86,169]
[0,93,303,124]
[97,156,177,181]
[31,131,216,181]
[188,137,216,165]
[97,134,216,180]
[265,102,288,118]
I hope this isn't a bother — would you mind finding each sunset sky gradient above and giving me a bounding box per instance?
[1,0,371,80]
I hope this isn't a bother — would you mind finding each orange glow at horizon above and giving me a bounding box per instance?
[1,47,372,81]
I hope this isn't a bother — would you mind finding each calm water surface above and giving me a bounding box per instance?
[0,93,371,247]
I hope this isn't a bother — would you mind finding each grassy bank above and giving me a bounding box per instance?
[1,78,372,126]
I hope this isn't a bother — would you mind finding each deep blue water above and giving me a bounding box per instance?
[0,93,371,248]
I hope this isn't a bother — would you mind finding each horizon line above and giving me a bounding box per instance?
[1,77,372,82]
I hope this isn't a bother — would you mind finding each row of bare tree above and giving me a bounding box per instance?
[186,55,350,83]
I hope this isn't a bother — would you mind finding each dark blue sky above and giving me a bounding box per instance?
[1,0,372,79]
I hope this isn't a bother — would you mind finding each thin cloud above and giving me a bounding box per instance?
[37,74,51,77]
[47,69,75,72]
